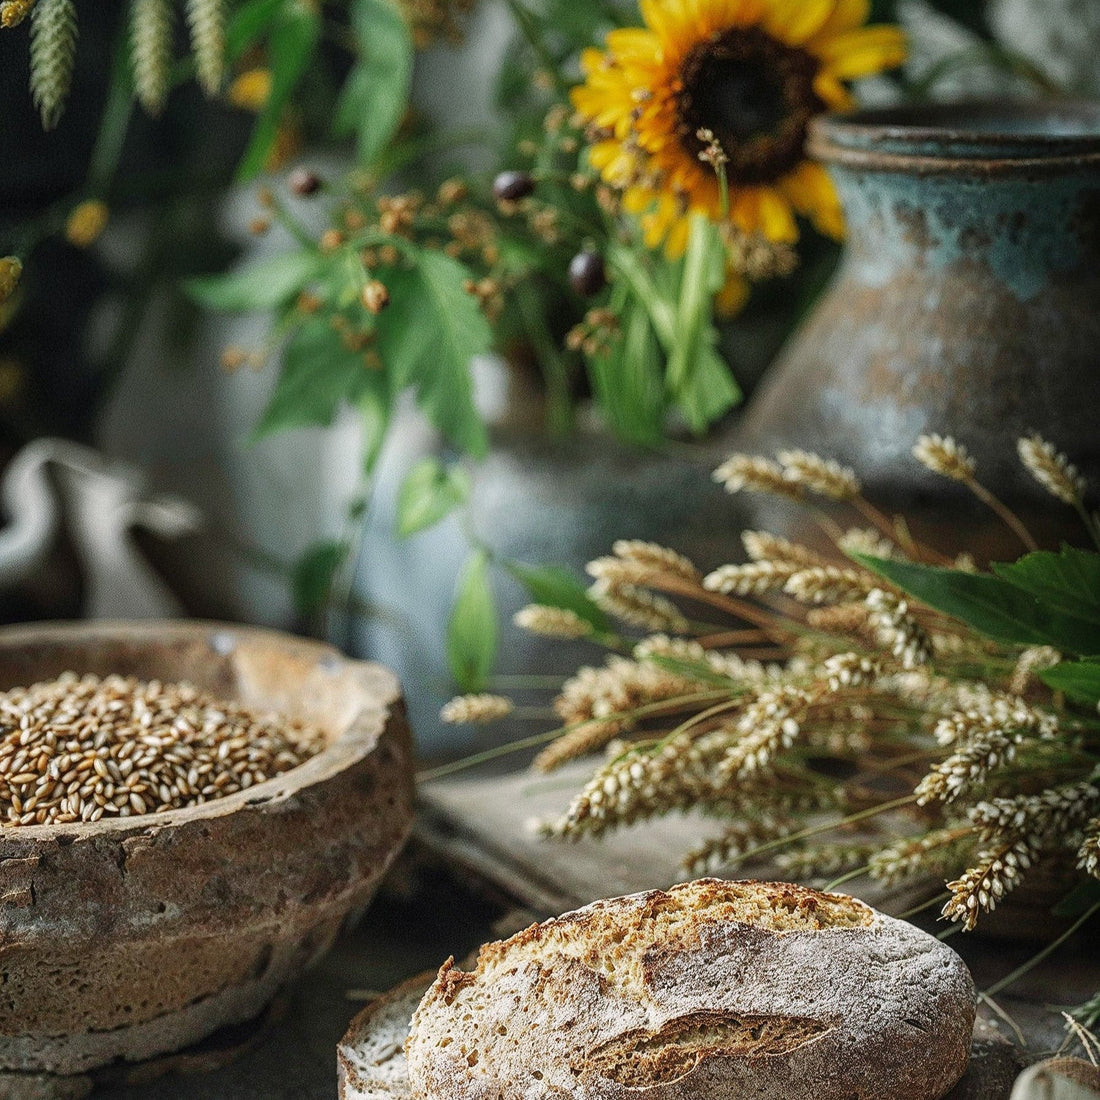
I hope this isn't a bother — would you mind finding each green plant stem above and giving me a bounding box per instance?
[513,282,574,438]
[89,35,136,196]
[502,0,569,95]
[607,245,676,350]
[982,900,1100,998]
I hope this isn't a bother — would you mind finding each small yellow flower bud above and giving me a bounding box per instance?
[227,69,272,112]
[0,257,22,305]
[65,201,109,249]
[319,229,345,253]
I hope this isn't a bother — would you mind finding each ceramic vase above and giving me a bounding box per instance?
[736,101,1100,557]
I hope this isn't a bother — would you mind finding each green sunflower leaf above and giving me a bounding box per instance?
[854,554,1100,654]
[185,250,323,311]
[447,550,497,692]
[252,319,389,439]
[292,539,348,617]
[992,546,1100,627]
[1039,661,1100,707]
[506,562,611,635]
[395,458,471,538]
[334,0,414,166]
[374,250,490,458]
[236,0,320,181]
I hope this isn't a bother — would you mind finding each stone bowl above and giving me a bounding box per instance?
[0,620,415,1085]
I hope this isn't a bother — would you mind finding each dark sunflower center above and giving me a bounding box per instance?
[678,27,823,184]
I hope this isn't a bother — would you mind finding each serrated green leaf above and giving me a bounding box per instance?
[236,1,320,181]
[395,457,471,538]
[506,562,611,634]
[374,251,490,457]
[185,251,323,312]
[253,320,390,439]
[993,546,1100,626]
[334,0,413,166]
[292,539,347,616]
[855,554,1100,654]
[1040,661,1100,706]
[447,550,497,692]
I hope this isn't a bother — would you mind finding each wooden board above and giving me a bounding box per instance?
[417,759,935,916]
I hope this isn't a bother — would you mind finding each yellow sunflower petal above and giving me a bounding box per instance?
[816,25,908,78]
[813,70,856,111]
[763,0,839,45]
[756,188,799,242]
[780,161,844,238]
[810,0,871,39]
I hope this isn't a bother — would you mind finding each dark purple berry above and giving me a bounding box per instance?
[568,250,607,297]
[492,170,536,202]
[288,167,322,196]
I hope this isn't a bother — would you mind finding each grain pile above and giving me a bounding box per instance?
[0,673,327,826]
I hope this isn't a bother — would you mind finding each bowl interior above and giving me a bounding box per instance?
[0,621,366,751]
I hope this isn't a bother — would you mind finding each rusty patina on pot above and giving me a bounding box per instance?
[737,101,1100,557]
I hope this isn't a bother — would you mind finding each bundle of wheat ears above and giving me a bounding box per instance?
[443,433,1100,940]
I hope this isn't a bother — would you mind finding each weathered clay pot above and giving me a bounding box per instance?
[736,101,1100,557]
[0,621,414,1084]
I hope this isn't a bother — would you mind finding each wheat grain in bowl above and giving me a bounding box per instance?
[0,672,326,826]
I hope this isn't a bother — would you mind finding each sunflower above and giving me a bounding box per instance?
[572,0,906,254]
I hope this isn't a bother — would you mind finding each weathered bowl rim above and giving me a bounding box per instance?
[809,99,1100,172]
[0,619,399,842]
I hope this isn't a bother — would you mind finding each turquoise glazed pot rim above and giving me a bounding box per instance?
[809,100,1100,169]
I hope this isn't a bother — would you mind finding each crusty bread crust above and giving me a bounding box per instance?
[404,879,975,1100]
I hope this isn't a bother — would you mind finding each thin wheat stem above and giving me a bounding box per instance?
[825,865,870,891]
[897,891,951,920]
[982,901,1100,998]
[853,496,951,564]
[735,794,919,866]
[418,690,732,782]
[964,476,1038,552]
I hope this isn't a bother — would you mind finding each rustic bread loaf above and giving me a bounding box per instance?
[339,973,431,1099]
[403,879,975,1100]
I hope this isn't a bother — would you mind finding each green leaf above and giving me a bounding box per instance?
[1040,661,1100,706]
[334,0,414,166]
[587,295,666,447]
[226,0,284,59]
[185,251,323,312]
[665,214,732,430]
[993,546,1100,626]
[395,458,471,538]
[292,540,347,616]
[855,554,1100,654]
[674,342,740,434]
[447,550,497,692]
[253,320,390,439]
[374,251,491,457]
[506,562,611,634]
[236,1,321,181]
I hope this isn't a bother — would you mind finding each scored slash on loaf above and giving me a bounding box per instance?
[339,879,976,1100]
